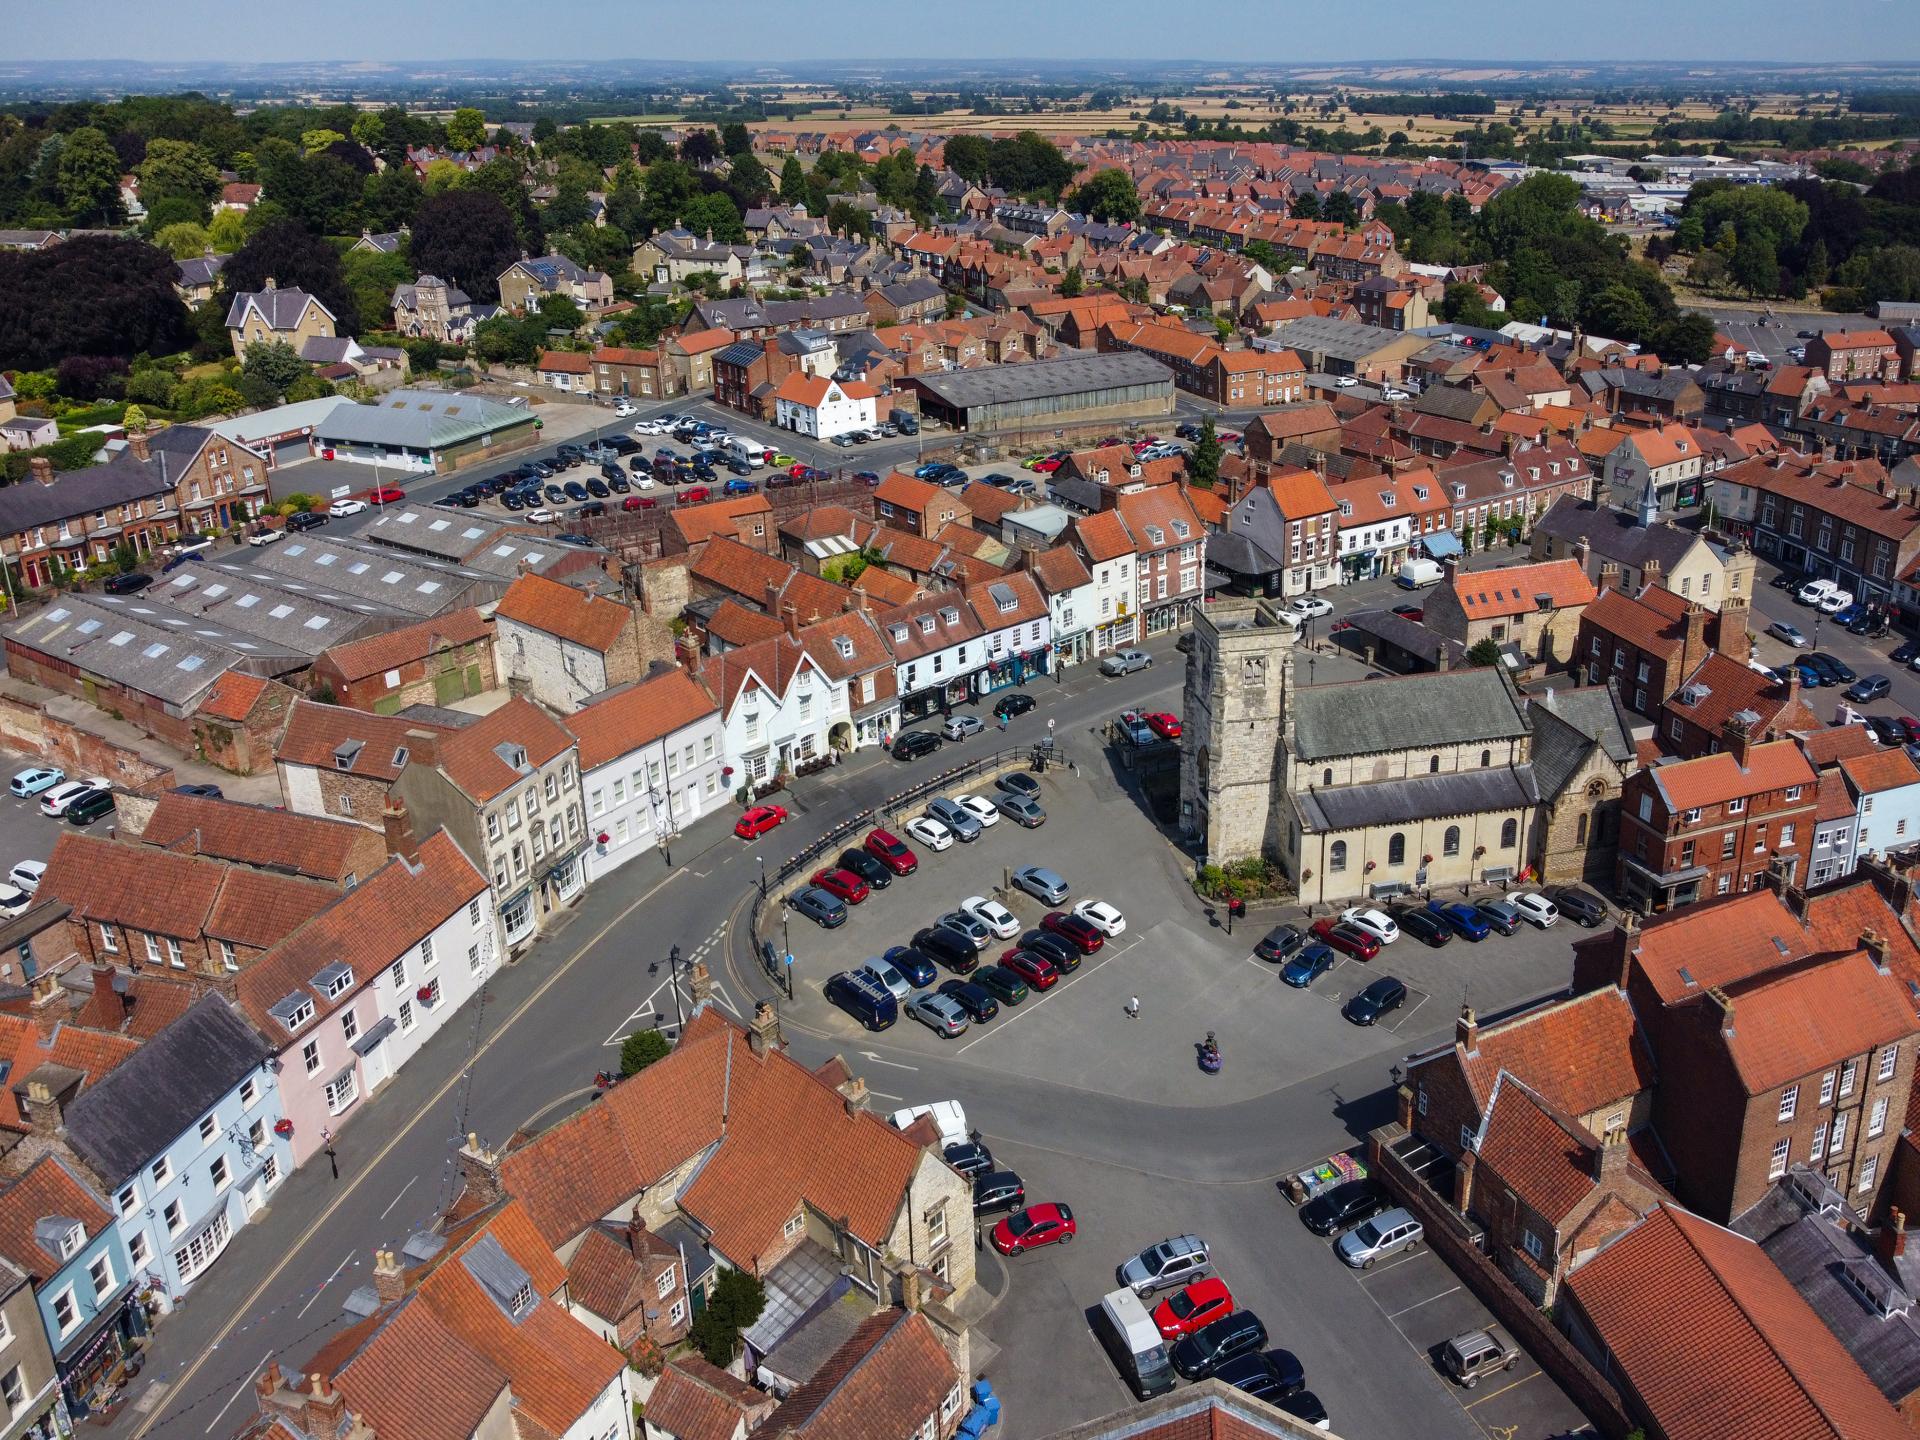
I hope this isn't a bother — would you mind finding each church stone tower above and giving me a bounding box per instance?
[1180,596,1298,866]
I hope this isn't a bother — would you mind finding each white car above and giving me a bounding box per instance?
[962,896,1021,940]
[1072,899,1127,936]
[1818,588,1854,615]
[1382,388,1410,401]
[246,528,282,547]
[38,779,110,817]
[1340,906,1401,945]
[1507,891,1560,929]
[905,816,954,851]
[0,884,28,918]
[9,861,45,895]
[1335,375,1358,387]
[327,498,367,517]
[955,794,999,828]
[633,418,667,435]
[1291,595,1334,620]
[612,399,637,417]
[526,507,557,523]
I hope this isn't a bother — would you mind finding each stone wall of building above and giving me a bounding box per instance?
[1179,597,1294,865]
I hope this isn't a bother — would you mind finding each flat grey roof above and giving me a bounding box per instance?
[144,566,386,657]
[910,353,1173,410]
[1269,315,1420,363]
[363,505,577,578]
[228,537,494,615]
[313,389,535,451]
[6,595,251,706]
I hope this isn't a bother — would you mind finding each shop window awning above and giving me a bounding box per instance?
[1422,530,1464,558]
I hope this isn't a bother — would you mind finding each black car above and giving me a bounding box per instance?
[563,481,590,502]
[1870,714,1908,747]
[448,489,480,508]
[1851,612,1891,638]
[895,415,919,435]
[835,848,892,889]
[1343,977,1407,1026]
[973,964,1029,1006]
[607,435,641,455]
[892,730,943,761]
[1770,570,1805,590]
[993,692,1038,720]
[944,1140,994,1176]
[937,979,999,1022]
[1394,908,1453,947]
[1276,1392,1330,1429]
[1808,652,1855,685]
[881,945,937,987]
[1016,929,1080,972]
[1554,886,1608,927]
[170,783,224,798]
[1170,1310,1268,1381]
[103,571,154,594]
[995,771,1042,801]
[1299,1178,1388,1236]
[1213,1350,1304,1402]
[973,1171,1026,1215]
[607,473,631,494]
[1893,639,1920,666]
[1254,924,1305,963]
[587,475,612,497]
[914,927,980,975]
[286,511,329,533]
[574,501,606,518]
[501,492,527,511]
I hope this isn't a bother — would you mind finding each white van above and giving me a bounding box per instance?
[1396,558,1443,589]
[1092,1288,1177,1398]
[728,437,773,468]
[889,1101,970,1147]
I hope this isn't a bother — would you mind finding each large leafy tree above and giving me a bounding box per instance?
[409,188,522,302]
[0,237,189,369]
[137,139,220,216]
[220,219,361,333]
[691,1267,766,1366]
[361,167,424,232]
[342,248,412,334]
[57,126,122,223]
[1067,166,1139,223]
[241,338,308,393]
[778,155,807,206]
[943,134,991,183]
[445,108,488,152]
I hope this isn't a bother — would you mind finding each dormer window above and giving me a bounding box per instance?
[273,995,316,1034]
[1171,520,1190,539]
[57,1223,84,1259]
[941,607,960,625]
[918,616,936,635]
[1412,486,1429,500]
[1338,500,1353,517]
[891,625,908,643]
[835,636,854,658]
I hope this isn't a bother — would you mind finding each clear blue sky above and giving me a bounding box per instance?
[8,0,1918,65]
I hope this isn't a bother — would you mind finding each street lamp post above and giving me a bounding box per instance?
[758,853,767,898]
[668,943,684,1032]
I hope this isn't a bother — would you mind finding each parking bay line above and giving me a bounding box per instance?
[1387,1283,1462,1320]
[1462,1368,1545,1411]
[950,937,1139,1056]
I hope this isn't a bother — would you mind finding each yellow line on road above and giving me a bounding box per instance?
[1463,1368,1544,1410]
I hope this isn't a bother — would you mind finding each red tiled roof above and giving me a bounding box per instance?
[1475,1074,1599,1225]
[1028,545,1091,595]
[493,573,632,654]
[1650,740,1816,813]
[196,671,269,722]
[0,1015,138,1132]
[1580,586,1689,661]
[317,609,491,685]
[1718,952,1918,1095]
[670,494,773,548]
[873,472,945,511]
[0,1155,112,1281]
[761,1308,957,1440]
[565,670,716,773]
[704,599,786,648]
[1261,468,1337,520]
[1838,747,1920,797]
[277,699,455,782]
[1450,986,1656,1118]
[69,968,196,1041]
[1450,558,1595,621]
[140,793,378,882]
[1665,652,1819,739]
[644,1357,770,1440]
[1630,891,1814,1005]
[536,351,591,374]
[434,697,576,803]
[1565,1204,1911,1440]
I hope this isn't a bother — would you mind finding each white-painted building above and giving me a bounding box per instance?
[1068,511,1141,653]
[568,669,726,881]
[773,373,879,440]
[698,635,835,787]
[1030,544,1100,669]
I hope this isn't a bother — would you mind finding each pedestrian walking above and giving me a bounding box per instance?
[1126,996,1140,1020]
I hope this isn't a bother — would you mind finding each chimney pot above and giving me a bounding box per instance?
[1455,1004,1478,1054]
[1880,1208,1910,1264]
[128,431,150,464]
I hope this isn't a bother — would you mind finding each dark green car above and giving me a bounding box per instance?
[973,964,1030,1006]
[64,788,116,827]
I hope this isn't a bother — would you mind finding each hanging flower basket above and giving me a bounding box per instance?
[417,985,434,1003]
[273,1118,294,1137]
[1422,854,1434,865]
[596,832,610,845]
[1364,860,1377,873]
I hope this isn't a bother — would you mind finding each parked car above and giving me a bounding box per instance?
[963,896,1022,940]
[1170,1310,1269,1381]
[907,993,972,1038]
[1336,1207,1423,1268]
[1342,976,1408,1026]
[882,945,937,987]
[1847,674,1894,703]
[1467,898,1520,936]
[1507,891,1560,928]
[996,795,1046,827]
[1427,900,1490,941]
[908,923,975,972]
[1254,924,1305,963]
[1309,917,1379,961]
[0,884,29,919]
[956,794,1000,828]
[1144,712,1182,740]
[1011,865,1069,905]
[1100,649,1152,677]
[904,816,954,851]
[1016,929,1080,972]
[1290,596,1334,620]
[1152,1278,1234,1340]
[935,911,992,952]
[1807,652,1856,685]
[937,980,998,1022]
[1298,1178,1388,1236]
[1281,944,1337,989]
[1395,907,1454,947]
[327,498,367,516]
[1440,1329,1521,1389]
[810,867,870,905]
[864,828,919,875]
[102,570,155,592]
[835,848,892,890]
[859,957,912,1002]
[734,804,788,839]
[1214,1350,1305,1403]
[1869,714,1908,747]
[1072,900,1126,936]
[924,797,984,841]
[789,887,847,928]
[973,1171,1027,1215]
[972,964,1029,1007]
[1040,910,1105,954]
[993,692,1037,720]
[7,861,45,895]
[1338,907,1399,945]
[7,767,63,797]
[64,788,115,826]
[1118,1234,1211,1296]
[39,778,110,817]
[943,714,985,741]
[823,970,895,1029]
[892,730,944,761]
[1767,619,1809,648]
[1001,950,1059,990]
[1553,886,1609,927]
[991,1203,1075,1255]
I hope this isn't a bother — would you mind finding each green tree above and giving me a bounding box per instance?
[1066,166,1139,223]
[726,152,771,209]
[138,139,220,214]
[301,129,347,158]
[691,1268,767,1367]
[154,221,211,258]
[1651,311,1719,365]
[343,248,412,334]
[720,122,753,156]
[361,166,425,232]
[1673,215,1705,252]
[1060,264,1083,298]
[1585,282,1654,342]
[943,134,991,183]
[242,339,308,395]
[445,108,488,152]
[56,127,121,222]
[1289,191,1322,220]
[1803,236,1830,291]
[207,209,248,252]
[1322,191,1359,227]
[779,155,807,206]
[1732,232,1780,297]
[619,1028,671,1076]
[1467,637,1504,667]
[1188,416,1224,489]
[350,113,386,152]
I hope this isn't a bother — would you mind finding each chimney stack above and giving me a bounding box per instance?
[372,1248,407,1304]
[782,602,799,639]
[1863,928,1893,974]
[457,1133,502,1208]
[688,959,713,1008]
[29,975,63,1044]
[1597,560,1622,593]
[300,1370,347,1437]
[1455,1003,1479,1055]
[382,798,417,861]
[128,431,150,464]
[403,728,438,770]
[625,1205,650,1257]
[838,1073,869,1117]
[28,458,54,487]
[18,1078,64,1138]
[748,1001,783,1059]
[1723,715,1755,768]
[89,963,118,1019]
[1878,1208,1909,1265]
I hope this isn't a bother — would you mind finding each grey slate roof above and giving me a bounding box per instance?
[1340,608,1468,669]
[5,594,256,706]
[1295,764,1541,831]
[143,564,388,655]
[1203,531,1282,577]
[694,293,868,331]
[313,389,534,452]
[224,287,333,332]
[1527,684,1635,800]
[1267,316,1413,364]
[174,254,226,289]
[1580,367,1700,403]
[873,277,943,308]
[232,533,492,614]
[1292,666,1530,762]
[1413,385,1491,423]
[0,426,230,535]
[63,994,271,1185]
[910,353,1173,410]
[1530,495,1703,575]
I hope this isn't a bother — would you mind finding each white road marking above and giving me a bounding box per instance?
[857,1051,920,1070]
[867,1089,905,1102]
[378,1175,416,1220]
[1387,1284,1462,1319]
[294,1250,355,1320]
[202,1352,271,1434]
[950,938,1137,1055]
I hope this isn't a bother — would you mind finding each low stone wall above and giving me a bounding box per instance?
[0,689,175,793]
[1368,1120,1632,1440]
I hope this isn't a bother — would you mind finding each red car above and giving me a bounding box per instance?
[1153,1277,1235,1340]
[1900,716,1920,744]
[991,1202,1076,1255]
[734,804,788,840]
[864,827,918,876]
[811,867,869,904]
[1032,456,1064,474]
[1145,712,1183,740]
[1000,949,1059,990]
[362,486,406,505]
[622,496,657,510]
[1040,911,1104,955]
[1311,916,1381,961]
[679,487,711,504]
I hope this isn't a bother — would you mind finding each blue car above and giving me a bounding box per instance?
[1792,658,1826,687]
[1281,943,1337,989]
[723,477,758,495]
[7,766,64,797]
[914,461,945,479]
[1428,900,1490,941]
[883,945,939,988]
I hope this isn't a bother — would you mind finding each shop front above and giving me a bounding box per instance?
[1051,627,1091,669]
[538,847,586,920]
[58,1285,145,1423]
[979,649,1048,693]
[899,675,975,724]
[500,883,538,948]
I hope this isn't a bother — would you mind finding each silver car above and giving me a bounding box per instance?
[935,911,992,951]
[1011,865,1069,905]
[997,794,1046,827]
[943,714,985,741]
[1336,1208,1423,1268]
[907,993,971,1038]
[925,797,983,841]
[1101,648,1152,677]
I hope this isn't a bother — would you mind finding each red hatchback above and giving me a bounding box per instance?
[679,486,711,504]
[1153,1277,1234,1340]
[991,1202,1076,1255]
[362,486,406,505]
[811,868,869,904]
[1311,916,1381,961]
[1000,949,1059,990]
[1040,911,1104,955]
[1145,712,1183,740]
[734,804,788,840]
[864,827,919,876]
